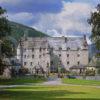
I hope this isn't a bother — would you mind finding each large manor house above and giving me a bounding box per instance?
[17,35,89,74]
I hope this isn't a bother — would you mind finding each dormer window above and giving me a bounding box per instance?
[59,47,62,51]
[77,47,80,51]
[67,47,70,51]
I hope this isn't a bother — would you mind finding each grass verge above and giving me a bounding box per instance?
[0,76,46,85]
[62,78,100,86]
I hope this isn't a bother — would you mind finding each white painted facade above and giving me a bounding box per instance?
[17,36,89,74]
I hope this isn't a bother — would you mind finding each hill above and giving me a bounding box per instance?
[9,21,48,41]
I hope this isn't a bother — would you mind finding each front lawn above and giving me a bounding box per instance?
[62,78,100,86]
[0,76,46,85]
[0,85,100,100]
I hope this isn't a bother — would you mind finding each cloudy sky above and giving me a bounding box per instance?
[0,0,99,37]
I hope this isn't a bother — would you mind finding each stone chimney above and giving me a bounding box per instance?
[83,34,86,40]
[83,34,88,47]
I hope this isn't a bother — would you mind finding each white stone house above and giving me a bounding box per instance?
[17,36,89,74]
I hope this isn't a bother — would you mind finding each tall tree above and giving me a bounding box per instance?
[88,4,100,57]
[0,7,11,38]
[0,7,15,75]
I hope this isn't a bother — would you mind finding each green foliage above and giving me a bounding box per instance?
[85,70,95,76]
[1,38,15,57]
[0,7,11,39]
[9,21,48,41]
[89,4,100,56]
[0,58,4,75]
[0,6,12,57]
[97,68,100,74]
[0,6,6,14]
[0,7,15,74]
[18,67,29,75]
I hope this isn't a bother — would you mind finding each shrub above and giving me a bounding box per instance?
[18,67,29,75]
[85,70,95,76]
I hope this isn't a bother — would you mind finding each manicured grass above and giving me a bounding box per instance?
[0,76,46,85]
[0,85,100,100]
[62,78,100,86]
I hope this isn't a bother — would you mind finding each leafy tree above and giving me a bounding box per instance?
[0,7,11,38]
[88,4,100,57]
[0,7,15,75]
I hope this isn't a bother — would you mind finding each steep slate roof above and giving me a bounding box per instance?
[70,65,86,69]
[21,36,88,50]
[48,36,88,50]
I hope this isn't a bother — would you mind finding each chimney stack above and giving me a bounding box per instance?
[83,34,86,40]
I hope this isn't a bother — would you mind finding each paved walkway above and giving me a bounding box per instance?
[42,78,62,85]
[42,78,100,88]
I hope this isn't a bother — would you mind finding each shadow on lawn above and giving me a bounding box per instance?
[0,89,97,100]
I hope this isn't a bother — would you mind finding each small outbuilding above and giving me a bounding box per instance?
[70,65,86,75]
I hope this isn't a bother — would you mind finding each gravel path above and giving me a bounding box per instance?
[42,78,62,85]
